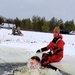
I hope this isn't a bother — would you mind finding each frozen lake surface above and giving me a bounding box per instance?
[0,29,75,75]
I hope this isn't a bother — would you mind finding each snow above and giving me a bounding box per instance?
[0,28,75,75]
[0,28,75,62]
[0,29,75,62]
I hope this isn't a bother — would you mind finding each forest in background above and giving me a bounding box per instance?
[0,15,75,33]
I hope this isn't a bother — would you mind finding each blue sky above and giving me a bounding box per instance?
[0,0,75,22]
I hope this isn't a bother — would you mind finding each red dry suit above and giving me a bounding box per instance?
[41,34,65,66]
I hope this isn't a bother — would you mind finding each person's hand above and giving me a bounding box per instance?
[36,49,41,53]
[48,51,53,56]
[42,61,49,67]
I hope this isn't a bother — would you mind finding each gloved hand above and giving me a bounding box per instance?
[42,60,50,67]
[36,49,41,53]
[48,51,53,56]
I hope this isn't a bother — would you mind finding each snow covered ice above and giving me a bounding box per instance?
[0,28,75,75]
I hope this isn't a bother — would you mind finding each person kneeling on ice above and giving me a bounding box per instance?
[36,26,65,67]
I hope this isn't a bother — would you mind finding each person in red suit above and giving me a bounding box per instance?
[36,26,65,67]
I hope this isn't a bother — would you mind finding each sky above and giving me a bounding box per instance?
[0,0,75,22]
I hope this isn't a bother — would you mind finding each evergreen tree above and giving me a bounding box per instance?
[14,17,22,28]
[0,16,4,24]
[41,17,49,32]
[48,17,58,32]
[21,18,32,30]
[57,19,64,30]
[64,20,75,31]
[32,16,42,31]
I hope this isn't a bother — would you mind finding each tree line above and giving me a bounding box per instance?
[0,15,75,32]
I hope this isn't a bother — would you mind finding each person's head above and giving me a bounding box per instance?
[53,26,60,34]
[53,26,63,39]
[27,56,40,69]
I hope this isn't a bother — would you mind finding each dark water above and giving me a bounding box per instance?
[0,63,72,75]
[0,63,27,75]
